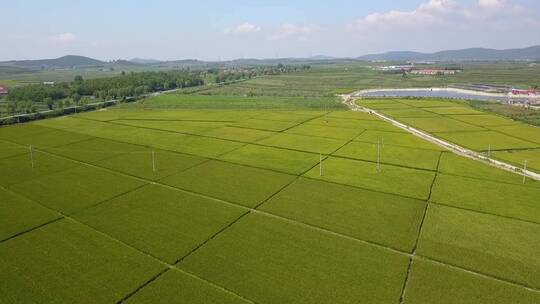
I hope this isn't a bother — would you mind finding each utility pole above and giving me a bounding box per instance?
[319,153,323,176]
[152,150,156,173]
[377,138,381,172]
[523,160,528,184]
[29,145,34,169]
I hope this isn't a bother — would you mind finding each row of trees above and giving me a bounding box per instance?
[211,64,311,84]
[6,71,205,107]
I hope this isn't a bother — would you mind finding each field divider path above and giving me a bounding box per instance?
[341,94,540,182]
[4,126,540,295]
[399,152,442,304]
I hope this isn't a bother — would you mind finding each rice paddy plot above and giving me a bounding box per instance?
[3,128,92,148]
[304,157,435,200]
[0,219,164,303]
[447,114,517,127]
[201,126,276,143]
[41,137,146,163]
[74,184,246,264]
[124,269,251,304]
[334,141,441,170]
[417,204,540,289]
[0,140,28,159]
[405,259,540,304]
[0,188,60,241]
[219,144,320,175]
[37,117,141,141]
[228,118,299,132]
[359,102,412,110]
[95,149,206,181]
[124,129,244,158]
[490,124,540,145]
[424,107,484,115]
[251,111,320,123]
[0,150,79,187]
[380,108,439,118]
[398,99,461,108]
[257,133,348,154]
[260,178,426,252]
[160,160,295,208]
[430,174,540,223]
[0,124,51,142]
[399,117,485,133]
[433,131,538,151]
[494,149,540,173]
[355,130,442,150]
[179,213,410,304]
[438,152,532,185]
[285,123,364,140]
[9,165,146,214]
[113,119,225,135]
[308,117,402,132]
[324,110,380,121]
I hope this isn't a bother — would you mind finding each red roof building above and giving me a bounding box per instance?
[0,85,8,96]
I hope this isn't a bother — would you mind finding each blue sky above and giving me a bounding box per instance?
[2,0,539,60]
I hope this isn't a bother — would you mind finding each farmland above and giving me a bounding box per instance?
[1,93,540,303]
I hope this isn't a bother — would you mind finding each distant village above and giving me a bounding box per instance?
[372,63,462,75]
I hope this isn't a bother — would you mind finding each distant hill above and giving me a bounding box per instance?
[0,55,105,69]
[357,45,540,62]
[130,58,162,64]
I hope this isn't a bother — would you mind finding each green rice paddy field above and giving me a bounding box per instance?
[1,94,540,303]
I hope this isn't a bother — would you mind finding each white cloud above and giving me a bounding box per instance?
[349,0,526,31]
[48,33,77,44]
[269,24,318,40]
[224,23,261,34]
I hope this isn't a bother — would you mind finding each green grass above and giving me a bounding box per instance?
[334,141,441,170]
[355,130,442,150]
[219,144,320,175]
[9,165,146,214]
[260,178,426,252]
[433,131,539,151]
[95,149,206,181]
[3,128,92,148]
[430,174,540,223]
[179,213,410,304]
[0,188,60,241]
[74,184,246,263]
[405,259,540,304]
[0,219,165,303]
[124,269,251,304]
[397,99,461,108]
[304,157,435,200]
[257,132,348,154]
[417,204,540,289]
[160,160,296,208]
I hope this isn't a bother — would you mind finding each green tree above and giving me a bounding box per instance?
[44,97,54,110]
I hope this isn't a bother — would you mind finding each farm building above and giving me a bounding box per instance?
[409,69,460,75]
[0,85,8,96]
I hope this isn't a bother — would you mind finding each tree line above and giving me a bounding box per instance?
[5,71,205,112]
